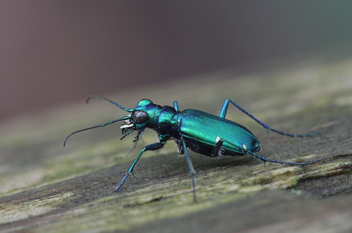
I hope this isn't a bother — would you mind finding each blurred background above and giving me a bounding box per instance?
[1,1,352,121]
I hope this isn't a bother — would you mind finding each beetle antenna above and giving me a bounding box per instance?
[63,116,131,147]
[86,95,134,112]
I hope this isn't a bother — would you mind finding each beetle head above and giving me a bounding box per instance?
[121,99,160,131]
[64,97,160,146]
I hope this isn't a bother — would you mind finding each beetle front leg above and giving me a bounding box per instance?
[219,99,319,138]
[115,141,165,192]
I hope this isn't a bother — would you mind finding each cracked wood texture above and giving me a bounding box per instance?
[1,49,352,233]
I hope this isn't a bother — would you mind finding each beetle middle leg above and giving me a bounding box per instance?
[180,138,197,202]
[219,99,319,138]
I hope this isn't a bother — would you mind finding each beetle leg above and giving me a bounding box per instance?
[121,131,145,157]
[115,141,165,192]
[245,150,323,165]
[173,101,179,111]
[218,138,322,165]
[121,140,138,157]
[181,138,197,202]
[219,99,319,138]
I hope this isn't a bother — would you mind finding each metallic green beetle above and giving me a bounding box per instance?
[64,96,321,200]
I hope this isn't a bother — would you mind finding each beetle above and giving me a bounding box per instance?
[64,96,321,201]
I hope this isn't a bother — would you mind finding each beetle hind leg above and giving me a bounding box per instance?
[218,138,322,165]
[246,150,323,165]
[219,99,319,138]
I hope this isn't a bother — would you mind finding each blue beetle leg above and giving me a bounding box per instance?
[219,99,230,118]
[173,101,179,111]
[217,137,322,165]
[115,142,165,192]
[181,138,196,202]
[246,150,323,165]
[116,172,130,192]
[121,131,145,157]
[220,99,319,138]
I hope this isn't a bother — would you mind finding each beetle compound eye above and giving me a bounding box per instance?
[133,111,148,124]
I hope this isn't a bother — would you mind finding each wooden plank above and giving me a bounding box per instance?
[1,50,352,232]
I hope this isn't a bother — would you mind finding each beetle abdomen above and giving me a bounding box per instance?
[179,109,260,156]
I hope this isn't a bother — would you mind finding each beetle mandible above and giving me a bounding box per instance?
[64,96,321,201]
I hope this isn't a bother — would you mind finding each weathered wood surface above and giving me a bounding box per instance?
[1,50,352,232]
